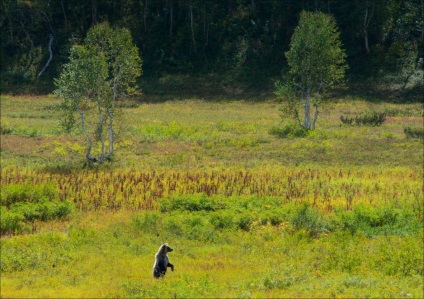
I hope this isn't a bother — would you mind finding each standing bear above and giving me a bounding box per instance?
[153,243,174,278]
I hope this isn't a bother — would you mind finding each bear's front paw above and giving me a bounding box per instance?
[171,265,174,271]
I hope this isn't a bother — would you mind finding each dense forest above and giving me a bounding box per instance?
[1,0,423,96]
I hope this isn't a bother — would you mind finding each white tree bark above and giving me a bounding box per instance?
[79,103,96,162]
[97,101,106,161]
[37,34,54,79]
[304,87,311,129]
[363,5,373,55]
[170,0,173,40]
[190,4,196,49]
[311,102,319,130]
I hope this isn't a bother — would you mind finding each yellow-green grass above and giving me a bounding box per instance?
[1,94,423,298]
[1,209,422,298]
[1,167,422,216]
[1,94,422,169]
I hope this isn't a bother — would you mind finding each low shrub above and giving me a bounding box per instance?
[10,200,74,222]
[236,214,254,231]
[340,111,386,126]
[404,126,424,139]
[1,183,58,207]
[0,123,13,134]
[159,194,226,212]
[210,211,235,230]
[134,197,420,241]
[1,183,74,235]
[290,204,328,237]
[0,207,25,235]
[333,205,420,236]
[132,212,161,232]
[269,124,309,138]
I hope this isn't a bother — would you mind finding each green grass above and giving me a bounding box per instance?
[1,207,422,298]
[1,94,423,169]
[0,93,423,298]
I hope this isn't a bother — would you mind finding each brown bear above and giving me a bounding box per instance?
[153,243,174,278]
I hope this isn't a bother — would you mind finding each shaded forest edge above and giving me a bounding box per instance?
[1,0,423,102]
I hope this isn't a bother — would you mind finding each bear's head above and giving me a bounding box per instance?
[160,243,173,254]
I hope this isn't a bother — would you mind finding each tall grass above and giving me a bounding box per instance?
[1,167,422,220]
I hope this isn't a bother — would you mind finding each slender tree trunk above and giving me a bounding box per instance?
[304,88,311,129]
[79,103,96,162]
[91,0,98,25]
[37,34,54,79]
[8,16,13,43]
[170,0,173,41]
[107,74,120,158]
[363,4,373,55]
[190,4,196,50]
[20,20,34,74]
[60,0,68,25]
[364,30,370,54]
[107,107,114,158]
[143,0,149,33]
[202,4,209,62]
[97,102,106,161]
[311,102,319,130]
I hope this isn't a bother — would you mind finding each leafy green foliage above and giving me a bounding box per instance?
[269,123,309,138]
[54,22,141,162]
[404,126,424,139]
[133,194,422,239]
[340,111,386,126]
[286,11,347,94]
[1,183,58,207]
[0,183,74,235]
[1,0,423,99]
[279,11,347,130]
[55,45,108,133]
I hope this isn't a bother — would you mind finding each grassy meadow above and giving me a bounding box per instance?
[0,92,423,298]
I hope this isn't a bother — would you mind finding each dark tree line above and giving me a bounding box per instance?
[1,0,423,93]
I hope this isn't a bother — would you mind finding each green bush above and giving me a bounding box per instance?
[333,205,420,236]
[0,207,25,235]
[0,123,13,134]
[136,198,420,241]
[290,204,328,237]
[236,214,254,231]
[184,214,217,242]
[1,183,59,207]
[269,124,309,138]
[340,111,386,126]
[159,194,226,212]
[10,200,73,222]
[132,212,161,232]
[263,274,299,290]
[1,183,74,235]
[404,126,424,139]
[210,211,235,230]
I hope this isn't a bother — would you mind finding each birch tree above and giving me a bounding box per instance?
[54,22,141,162]
[277,11,347,130]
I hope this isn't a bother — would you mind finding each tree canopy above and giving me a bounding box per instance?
[281,11,347,130]
[1,0,422,94]
[54,22,141,162]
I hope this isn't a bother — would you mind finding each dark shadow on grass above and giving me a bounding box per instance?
[138,72,424,104]
[342,74,424,104]
[138,72,276,103]
[41,159,116,174]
